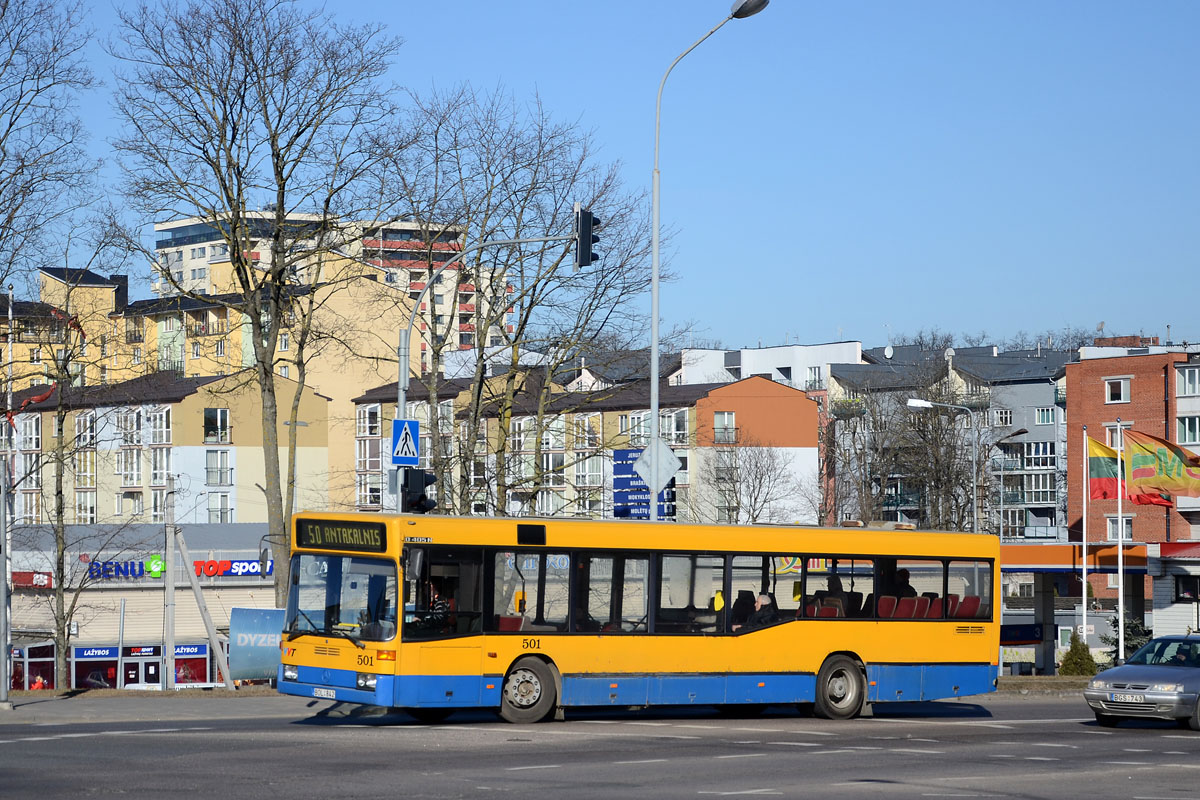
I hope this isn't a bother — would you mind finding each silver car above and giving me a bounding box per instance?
[1084,635,1200,729]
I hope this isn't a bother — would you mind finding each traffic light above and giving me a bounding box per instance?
[573,201,601,270]
[401,469,437,514]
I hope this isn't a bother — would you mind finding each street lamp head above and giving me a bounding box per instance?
[731,0,769,19]
[907,398,934,409]
[1011,428,1029,437]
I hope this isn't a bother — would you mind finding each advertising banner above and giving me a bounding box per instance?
[228,607,286,680]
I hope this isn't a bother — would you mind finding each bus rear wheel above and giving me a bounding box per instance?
[500,658,557,724]
[815,655,864,720]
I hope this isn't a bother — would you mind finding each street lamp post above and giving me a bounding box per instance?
[907,398,979,533]
[649,0,768,521]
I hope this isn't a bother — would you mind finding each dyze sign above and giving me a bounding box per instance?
[88,555,165,580]
[193,559,274,577]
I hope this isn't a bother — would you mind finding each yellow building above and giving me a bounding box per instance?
[29,261,419,510]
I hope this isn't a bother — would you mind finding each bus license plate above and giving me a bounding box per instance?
[1110,692,1143,703]
[313,687,336,699]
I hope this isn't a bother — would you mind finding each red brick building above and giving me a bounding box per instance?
[1065,337,1196,601]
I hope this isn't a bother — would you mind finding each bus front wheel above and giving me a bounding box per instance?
[815,655,864,720]
[500,658,557,724]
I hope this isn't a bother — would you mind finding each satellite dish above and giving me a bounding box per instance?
[884,345,893,360]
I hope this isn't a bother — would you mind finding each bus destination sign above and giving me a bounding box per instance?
[296,520,387,553]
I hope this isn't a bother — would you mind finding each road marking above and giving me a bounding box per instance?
[1108,761,1150,766]
[614,759,668,765]
[716,753,766,759]
[675,724,722,730]
[890,748,945,754]
[1024,757,1059,761]
[767,741,820,747]
[1032,743,1077,748]
[1123,748,1152,752]
[505,764,560,771]
[698,790,781,796]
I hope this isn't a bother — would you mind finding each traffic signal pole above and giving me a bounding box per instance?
[395,230,587,511]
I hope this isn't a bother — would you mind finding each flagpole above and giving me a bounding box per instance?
[1081,425,1088,652]
[1116,420,1125,661]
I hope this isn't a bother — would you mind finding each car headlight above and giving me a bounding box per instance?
[282,665,298,681]
[355,673,378,690]
[1150,683,1184,693]
[1088,679,1108,690]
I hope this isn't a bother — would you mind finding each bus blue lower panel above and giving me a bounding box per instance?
[279,664,995,709]
[276,664,398,707]
[866,663,996,703]
[560,673,817,706]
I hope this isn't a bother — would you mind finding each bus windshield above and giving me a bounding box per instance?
[285,553,398,643]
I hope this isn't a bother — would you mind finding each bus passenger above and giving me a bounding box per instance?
[894,569,918,598]
[734,594,779,631]
[824,576,848,616]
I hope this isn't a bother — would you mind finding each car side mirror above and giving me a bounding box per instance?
[1114,658,1126,667]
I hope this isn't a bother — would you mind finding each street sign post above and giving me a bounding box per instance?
[391,419,420,467]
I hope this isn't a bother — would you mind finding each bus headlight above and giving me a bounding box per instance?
[283,665,298,681]
[356,673,378,690]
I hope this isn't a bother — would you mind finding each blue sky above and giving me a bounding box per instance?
[82,1,1200,350]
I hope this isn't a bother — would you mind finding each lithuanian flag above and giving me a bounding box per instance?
[1087,436,1120,499]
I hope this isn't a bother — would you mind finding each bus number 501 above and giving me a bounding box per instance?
[522,638,540,650]
[357,654,374,666]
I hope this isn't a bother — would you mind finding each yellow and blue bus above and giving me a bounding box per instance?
[277,513,999,722]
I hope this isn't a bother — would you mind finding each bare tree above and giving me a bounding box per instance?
[0,0,98,294]
[373,86,651,516]
[689,433,802,525]
[109,0,402,603]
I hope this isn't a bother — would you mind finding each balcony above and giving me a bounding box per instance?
[991,489,1024,505]
[1003,525,1068,542]
[961,392,991,411]
[713,427,739,445]
[154,359,184,376]
[1055,386,1067,405]
[831,399,865,420]
[188,321,227,337]
[989,456,1023,472]
[125,331,145,344]
[205,467,234,486]
[804,379,826,392]
[203,427,232,444]
[883,491,922,508]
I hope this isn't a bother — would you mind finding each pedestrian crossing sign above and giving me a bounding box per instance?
[391,419,420,467]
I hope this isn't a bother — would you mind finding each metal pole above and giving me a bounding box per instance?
[0,457,10,709]
[117,598,125,689]
[650,13,734,522]
[164,477,176,690]
[1116,420,1125,661]
[1081,425,1088,655]
[393,235,571,512]
[970,409,978,533]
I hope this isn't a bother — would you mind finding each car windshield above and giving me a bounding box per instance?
[285,553,398,642]
[1126,638,1200,667]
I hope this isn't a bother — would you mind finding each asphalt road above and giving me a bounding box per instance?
[1,692,1197,799]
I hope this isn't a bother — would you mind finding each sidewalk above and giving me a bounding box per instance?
[0,687,317,726]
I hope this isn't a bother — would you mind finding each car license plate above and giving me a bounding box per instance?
[313,687,336,699]
[1110,692,1144,703]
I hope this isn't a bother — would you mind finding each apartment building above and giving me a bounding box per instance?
[352,374,819,524]
[5,370,328,527]
[1064,335,1200,604]
[825,345,1069,544]
[152,215,510,358]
